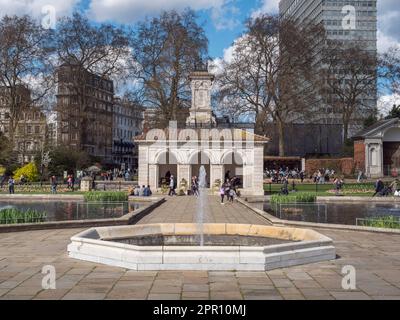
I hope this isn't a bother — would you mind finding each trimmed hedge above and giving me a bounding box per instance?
[84,191,128,202]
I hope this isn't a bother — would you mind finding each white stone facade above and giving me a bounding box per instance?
[136,69,268,195]
[137,136,265,195]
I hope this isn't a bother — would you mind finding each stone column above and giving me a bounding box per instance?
[178,164,191,188]
[210,164,224,187]
[138,145,149,187]
[252,146,264,196]
[364,142,370,178]
[378,142,384,177]
[148,164,158,191]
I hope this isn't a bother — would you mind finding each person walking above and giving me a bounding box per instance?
[229,188,236,202]
[8,177,15,194]
[50,176,57,194]
[191,176,199,197]
[357,170,362,183]
[333,177,343,196]
[281,177,289,195]
[220,184,226,204]
[169,175,176,196]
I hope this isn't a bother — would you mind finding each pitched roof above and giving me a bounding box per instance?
[133,128,269,143]
[353,118,399,139]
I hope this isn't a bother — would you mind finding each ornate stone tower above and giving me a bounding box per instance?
[186,66,216,126]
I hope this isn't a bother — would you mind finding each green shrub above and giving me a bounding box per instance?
[270,192,316,205]
[13,162,39,182]
[359,216,400,229]
[84,191,128,202]
[0,208,47,224]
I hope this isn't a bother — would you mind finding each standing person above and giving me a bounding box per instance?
[165,171,171,185]
[50,176,57,194]
[224,170,231,183]
[281,177,289,195]
[169,175,176,196]
[8,177,15,194]
[229,188,236,202]
[224,182,231,203]
[357,170,363,183]
[333,177,343,196]
[70,174,75,192]
[300,171,304,183]
[220,184,226,204]
[191,176,199,197]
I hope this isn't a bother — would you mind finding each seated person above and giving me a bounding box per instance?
[139,185,145,196]
[144,185,152,197]
[134,185,140,196]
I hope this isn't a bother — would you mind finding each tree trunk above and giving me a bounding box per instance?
[277,117,285,157]
[343,114,349,143]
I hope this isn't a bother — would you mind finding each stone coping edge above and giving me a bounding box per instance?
[237,198,400,235]
[245,195,400,203]
[67,223,335,271]
[0,198,165,233]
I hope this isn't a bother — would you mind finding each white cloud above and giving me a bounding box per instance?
[0,0,78,18]
[88,0,225,23]
[378,0,400,53]
[251,0,279,18]
[378,31,400,54]
[378,93,400,117]
[210,1,240,31]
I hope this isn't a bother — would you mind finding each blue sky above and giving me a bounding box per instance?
[75,0,266,59]
[0,0,399,59]
[0,0,399,112]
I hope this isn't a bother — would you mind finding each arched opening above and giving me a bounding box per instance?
[190,151,210,187]
[223,152,244,188]
[383,127,400,176]
[157,152,178,188]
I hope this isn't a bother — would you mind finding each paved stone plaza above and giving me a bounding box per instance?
[0,196,400,300]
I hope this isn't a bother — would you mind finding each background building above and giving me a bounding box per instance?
[279,0,377,137]
[0,86,47,164]
[56,64,114,165]
[112,97,144,171]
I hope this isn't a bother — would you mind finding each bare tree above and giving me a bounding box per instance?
[380,46,400,95]
[0,15,54,151]
[321,43,377,142]
[130,9,208,128]
[54,12,130,154]
[215,15,324,156]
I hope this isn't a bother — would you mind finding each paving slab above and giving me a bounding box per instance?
[0,195,400,300]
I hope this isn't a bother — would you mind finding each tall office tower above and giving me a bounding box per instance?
[279,0,377,137]
[56,64,114,165]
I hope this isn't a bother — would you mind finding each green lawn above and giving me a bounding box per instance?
[264,182,375,197]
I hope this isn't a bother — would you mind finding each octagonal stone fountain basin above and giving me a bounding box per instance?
[67,223,336,271]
